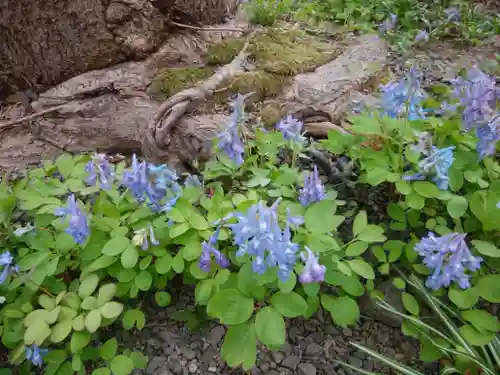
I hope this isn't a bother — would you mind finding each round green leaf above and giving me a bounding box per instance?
[122,309,146,330]
[24,320,51,346]
[169,223,190,238]
[460,325,495,346]
[97,284,117,307]
[195,280,215,306]
[414,181,440,198]
[100,338,118,361]
[92,368,111,375]
[85,310,102,333]
[70,331,91,353]
[121,246,139,269]
[304,200,341,234]
[221,322,257,370]
[187,212,210,230]
[72,315,85,331]
[277,272,296,293]
[406,193,425,209]
[102,236,130,256]
[347,259,375,279]
[78,274,99,299]
[477,274,500,302]
[207,289,254,325]
[447,196,468,218]
[402,292,420,315]
[345,242,368,256]
[357,225,386,243]
[38,295,55,310]
[329,296,359,326]
[155,254,173,274]
[448,287,479,310]
[130,352,148,369]
[471,240,500,258]
[50,320,73,343]
[271,292,307,318]
[461,309,500,332]
[255,307,285,349]
[100,302,124,319]
[353,210,367,236]
[395,180,412,195]
[110,355,135,375]
[155,291,171,307]
[135,271,153,291]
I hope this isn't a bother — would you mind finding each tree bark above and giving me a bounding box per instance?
[0,0,239,101]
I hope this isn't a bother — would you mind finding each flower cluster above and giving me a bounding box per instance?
[415,232,482,290]
[0,251,18,284]
[379,14,397,34]
[476,114,500,158]
[217,94,246,166]
[54,194,90,245]
[299,165,327,206]
[199,226,230,272]
[403,146,455,190]
[299,247,326,283]
[276,115,305,143]
[122,154,182,212]
[25,345,48,367]
[84,153,114,190]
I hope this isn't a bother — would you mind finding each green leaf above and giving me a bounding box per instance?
[55,154,75,178]
[406,193,425,210]
[102,236,130,256]
[121,246,139,269]
[155,291,171,307]
[460,325,495,346]
[97,284,116,307]
[395,180,412,195]
[92,368,111,375]
[195,280,216,306]
[387,203,406,222]
[135,271,153,291]
[24,320,51,346]
[110,355,135,375]
[461,310,500,332]
[78,274,99,299]
[39,294,55,310]
[100,302,124,319]
[72,315,85,331]
[85,310,102,333]
[169,223,190,238]
[86,256,117,273]
[414,181,441,198]
[207,289,254,325]
[392,278,406,290]
[187,212,210,230]
[122,309,146,330]
[347,259,375,279]
[357,225,386,243]
[278,272,296,293]
[70,331,91,353]
[271,292,307,318]
[477,274,500,302]
[215,269,231,285]
[221,322,257,370]
[130,352,148,369]
[304,200,342,234]
[353,210,367,236]
[345,242,368,256]
[329,296,359,326]
[384,240,405,263]
[172,252,184,273]
[254,307,285,349]
[471,240,500,258]
[447,196,468,218]
[50,320,73,343]
[155,254,173,274]
[448,287,479,310]
[100,338,118,361]
[402,292,420,315]
[166,207,186,223]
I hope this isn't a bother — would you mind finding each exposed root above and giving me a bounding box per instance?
[141,30,258,161]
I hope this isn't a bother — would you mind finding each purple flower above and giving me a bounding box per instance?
[133,225,160,250]
[122,155,182,212]
[299,166,327,206]
[403,146,455,190]
[276,115,305,142]
[0,251,18,285]
[227,199,300,281]
[379,14,397,34]
[415,233,482,290]
[414,30,429,43]
[25,345,48,367]
[451,66,499,130]
[54,194,90,245]
[444,7,460,23]
[184,175,202,188]
[217,94,246,166]
[299,247,326,283]
[476,114,500,158]
[84,153,114,190]
[199,226,229,272]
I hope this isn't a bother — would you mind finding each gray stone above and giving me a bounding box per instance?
[168,359,183,374]
[181,347,197,360]
[280,342,293,355]
[271,351,285,364]
[298,363,317,375]
[305,342,323,356]
[207,326,225,344]
[188,363,197,373]
[348,357,363,369]
[282,355,301,370]
[207,367,217,372]
[363,360,374,372]
[146,356,164,374]
[342,328,353,337]
[358,280,403,327]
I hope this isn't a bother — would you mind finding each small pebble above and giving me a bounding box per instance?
[188,363,197,373]
[298,362,317,375]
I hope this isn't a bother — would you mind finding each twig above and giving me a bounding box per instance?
[0,103,70,131]
[171,21,248,33]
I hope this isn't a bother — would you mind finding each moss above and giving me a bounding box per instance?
[205,39,245,65]
[249,28,335,76]
[259,103,284,128]
[149,67,215,100]
[227,71,289,102]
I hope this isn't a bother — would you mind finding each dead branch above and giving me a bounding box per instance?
[171,21,248,33]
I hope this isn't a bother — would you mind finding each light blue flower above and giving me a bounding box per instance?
[403,146,455,190]
[25,345,49,367]
[298,247,326,283]
[379,14,397,34]
[414,30,429,43]
[0,251,18,285]
[216,94,246,166]
[199,226,229,272]
[54,194,90,245]
[415,232,482,290]
[444,7,460,24]
[299,165,327,206]
[476,114,500,158]
[84,153,114,190]
[276,115,305,142]
[184,174,202,188]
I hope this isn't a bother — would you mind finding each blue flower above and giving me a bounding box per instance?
[403,146,455,190]
[379,68,426,120]
[414,30,429,43]
[415,232,482,290]
[13,224,36,237]
[476,114,500,158]
[379,14,397,34]
[133,224,159,250]
[54,195,90,245]
[199,226,229,272]
[25,345,49,367]
[216,94,246,166]
[299,165,327,206]
[84,153,114,190]
[299,247,326,283]
[0,251,18,285]
[451,66,498,130]
[184,175,202,188]
[122,155,182,212]
[276,115,305,142]
[227,199,300,281]
[444,7,460,23]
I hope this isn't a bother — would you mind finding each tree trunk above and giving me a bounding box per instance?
[0,0,239,101]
